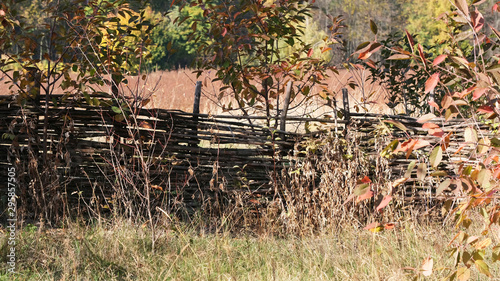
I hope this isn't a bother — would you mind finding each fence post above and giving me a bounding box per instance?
[342,88,350,123]
[342,88,351,135]
[192,81,202,147]
[279,81,293,134]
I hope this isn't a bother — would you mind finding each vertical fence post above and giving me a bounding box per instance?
[192,81,202,147]
[342,88,350,123]
[333,97,338,134]
[279,81,293,134]
[342,88,350,135]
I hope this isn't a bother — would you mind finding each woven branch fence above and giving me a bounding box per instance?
[0,90,491,222]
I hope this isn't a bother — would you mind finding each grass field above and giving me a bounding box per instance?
[0,218,498,280]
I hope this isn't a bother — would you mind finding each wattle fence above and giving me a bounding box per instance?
[0,90,492,221]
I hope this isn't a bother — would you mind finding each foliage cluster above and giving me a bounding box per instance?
[355,0,500,279]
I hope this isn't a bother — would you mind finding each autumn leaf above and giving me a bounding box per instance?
[421,257,433,277]
[425,73,440,94]
[363,222,383,232]
[418,44,427,67]
[405,29,415,52]
[417,113,437,123]
[422,122,439,129]
[475,260,492,277]
[472,87,488,101]
[376,195,392,212]
[433,54,447,66]
[387,54,411,60]
[471,8,484,32]
[358,42,382,60]
[393,139,431,153]
[356,190,374,203]
[307,48,313,57]
[436,179,451,195]
[464,127,478,146]
[430,146,443,168]
[455,0,470,17]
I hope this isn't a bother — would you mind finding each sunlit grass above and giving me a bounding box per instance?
[1,219,498,280]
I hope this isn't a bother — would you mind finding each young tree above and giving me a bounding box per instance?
[190,0,343,127]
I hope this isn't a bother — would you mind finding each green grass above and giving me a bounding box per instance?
[1,219,498,280]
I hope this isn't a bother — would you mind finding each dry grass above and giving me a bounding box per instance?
[3,218,498,281]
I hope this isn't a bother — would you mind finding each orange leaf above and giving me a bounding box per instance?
[393,139,431,154]
[384,223,395,230]
[358,42,382,60]
[363,222,381,230]
[422,122,439,129]
[472,87,488,101]
[321,47,332,53]
[433,54,447,66]
[360,176,372,183]
[425,73,440,94]
[307,48,313,57]
[428,100,440,110]
[376,195,392,212]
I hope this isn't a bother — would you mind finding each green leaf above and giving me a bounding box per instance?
[112,106,122,114]
[369,20,378,35]
[477,169,491,189]
[456,267,470,281]
[353,183,370,196]
[430,146,442,168]
[474,260,492,277]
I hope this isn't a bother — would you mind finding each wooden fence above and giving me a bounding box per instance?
[0,89,492,220]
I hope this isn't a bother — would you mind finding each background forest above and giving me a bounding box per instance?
[13,0,500,71]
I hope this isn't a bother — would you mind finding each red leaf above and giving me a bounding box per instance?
[478,105,495,114]
[358,42,382,60]
[360,176,372,183]
[430,128,445,137]
[471,8,485,32]
[365,59,377,69]
[425,73,440,94]
[384,223,395,230]
[376,195,392,212]
[393,139,431,153]
[307,48,313,57]
[433,54,447,66]
[405,29,415,52]
[221,27,227,37]
[428,100,440,110]
[357,190,374,202]
[472,87,488,101]
[363,222,381,230]
[418,44,427,67]
[422,122,439,129]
